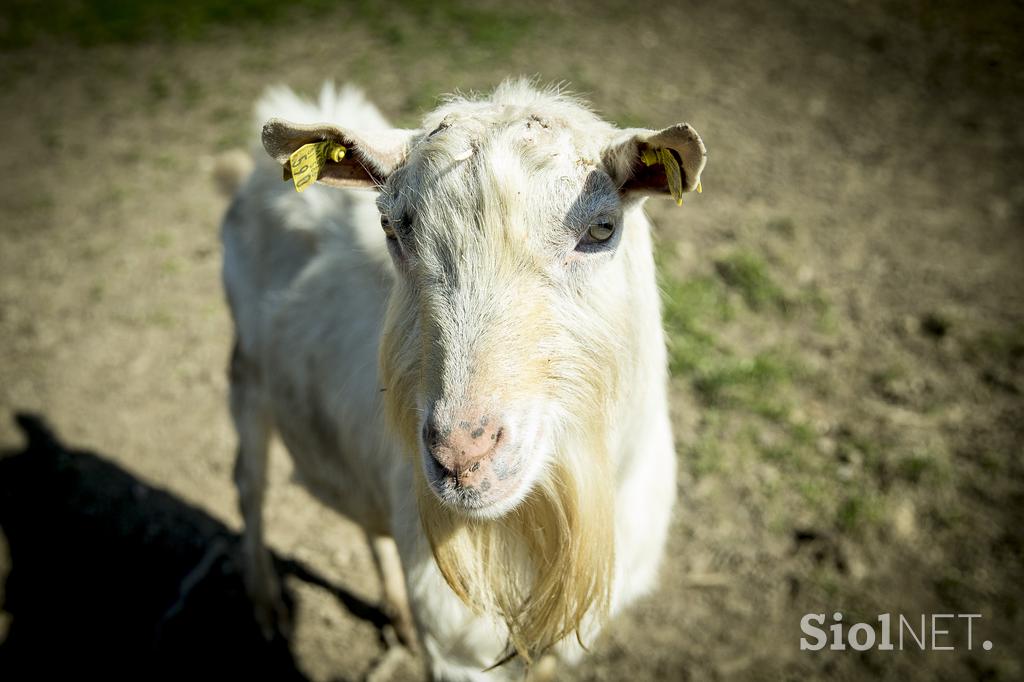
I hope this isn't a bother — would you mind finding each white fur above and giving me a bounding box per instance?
[222,81,679,680]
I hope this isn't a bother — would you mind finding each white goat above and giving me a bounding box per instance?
[221,80,706,680]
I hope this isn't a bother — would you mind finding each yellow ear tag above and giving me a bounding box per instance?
[640,146,685,206]
[288,141,347,193]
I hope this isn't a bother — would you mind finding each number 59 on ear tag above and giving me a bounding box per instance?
[288,141,347,193]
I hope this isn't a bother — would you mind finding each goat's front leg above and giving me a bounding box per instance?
[229,341,287,639]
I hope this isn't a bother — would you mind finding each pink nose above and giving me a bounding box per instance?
[423,410,503,486]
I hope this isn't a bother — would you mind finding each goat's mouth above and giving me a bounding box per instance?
[421,448,532,519]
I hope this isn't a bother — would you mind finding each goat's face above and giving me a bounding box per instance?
[378,115,634,518]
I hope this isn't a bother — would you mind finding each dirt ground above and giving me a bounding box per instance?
[1,1,1022,680]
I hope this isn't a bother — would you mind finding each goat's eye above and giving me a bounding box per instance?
[381,215,396,239]
[587,222,615,242]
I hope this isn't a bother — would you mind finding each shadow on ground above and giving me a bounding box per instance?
[0,413,389,680]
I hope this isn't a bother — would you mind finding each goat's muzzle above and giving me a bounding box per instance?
[421,406,525,515]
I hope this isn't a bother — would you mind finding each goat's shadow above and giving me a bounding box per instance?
[0,413,390,679]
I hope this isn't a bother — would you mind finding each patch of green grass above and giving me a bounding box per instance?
[797,283,839,334]
[442,3,538,49]
[754,409,818,477]
[836,496,866,532]
[972,448,1005,474]
[714,251,788,312]
[351,0,542,55]
[897,449,950,485]
[0,0,543,50]
[1,0,330,47]
[788,419,816,446]
[689,432,724,478]
[897,452,934,484]
[837,489,887,535]
[762,441,796,464]
[661,273,734,327]
[658,250,906,552]
[660,274,732,374]
[692,352,791,409]
[797,479,829,510]
[660,261,803,418]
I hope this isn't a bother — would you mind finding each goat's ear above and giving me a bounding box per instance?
[261,119,418,191]
[603,124,707,204]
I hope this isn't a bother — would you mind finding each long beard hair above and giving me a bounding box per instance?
[417,423,615,663]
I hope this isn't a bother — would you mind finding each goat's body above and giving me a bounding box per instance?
[225,166,395,529]
[222,84,678,680]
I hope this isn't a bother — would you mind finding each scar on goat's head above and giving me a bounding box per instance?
[527,114,550,129]
[428,115,455,138]
[425,115,475,162]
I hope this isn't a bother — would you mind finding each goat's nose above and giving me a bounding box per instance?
[422,410,503,480]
